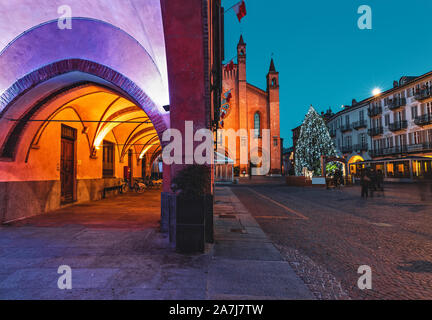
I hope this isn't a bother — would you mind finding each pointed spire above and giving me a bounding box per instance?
[269,58,276,72]
[238,34,245,45]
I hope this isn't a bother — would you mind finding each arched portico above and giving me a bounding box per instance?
[0,0,216,253]
[0,15,171,223]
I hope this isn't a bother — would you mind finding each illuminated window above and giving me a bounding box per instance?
[254,112,260,137]
[387,163,394,176]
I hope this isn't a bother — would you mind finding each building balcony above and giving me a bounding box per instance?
[340,124,352,133]
[368,126,383,136]
[341,145,353,154]
[370,149,383,157]
[368,106,382,117]
[388,120,408,132]
[388,98,406,110]
[414,89,432,101]
[353,143,368,152]
[371,146,406,157]
[414,114,432,126]
[352,120,367,130]
[371,143,432,157]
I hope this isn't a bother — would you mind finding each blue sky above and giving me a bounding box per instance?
[222,0,432,146]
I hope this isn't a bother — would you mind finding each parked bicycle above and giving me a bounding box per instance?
[143,177,162,189]
[133,179,147,193]
[120,179,129,193]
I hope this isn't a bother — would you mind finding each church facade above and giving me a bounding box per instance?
[220,36,281,175]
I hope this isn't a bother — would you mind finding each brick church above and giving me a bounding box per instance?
[220,35,281,175]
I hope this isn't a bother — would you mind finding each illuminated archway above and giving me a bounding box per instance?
[0,81,162,222]
[348,155,365,164]
[348,155,365,175]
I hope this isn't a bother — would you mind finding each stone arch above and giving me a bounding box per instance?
[25,105,92,163]
[0,60,168,161]
[0,18,169,109]
[321,156,348,177]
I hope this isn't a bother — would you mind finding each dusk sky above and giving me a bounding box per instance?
[223,0,432,145]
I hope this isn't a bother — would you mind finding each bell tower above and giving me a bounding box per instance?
[266,58,281,174]
[237,35,248,175]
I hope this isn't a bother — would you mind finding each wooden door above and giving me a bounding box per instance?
[60,125,76,204]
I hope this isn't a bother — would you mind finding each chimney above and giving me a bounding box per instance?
[393,80,398,88]
[352,99,357,105]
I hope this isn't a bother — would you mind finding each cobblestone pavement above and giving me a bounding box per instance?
[231,182,432,300]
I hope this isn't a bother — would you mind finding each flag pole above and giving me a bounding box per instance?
[223,54,238,65]
[224,1,240,13]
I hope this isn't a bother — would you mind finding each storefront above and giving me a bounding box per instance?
[353,156,432,181]
[214,152,234,183]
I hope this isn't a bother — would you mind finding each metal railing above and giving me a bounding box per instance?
[388,120,408,132]
[414,114,432,126]
[414,89,432,101]
[341,145,353,153]
[353,143,368,151]
[368,106,382,117]
[368,126,383,136]
[340,123,352,132]
[352,120,367,130]
[371,143,432,157]
[388,98,406,110]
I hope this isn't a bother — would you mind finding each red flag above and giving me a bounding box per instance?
[233,0,246,22]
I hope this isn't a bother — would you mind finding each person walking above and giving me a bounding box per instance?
[360,169,370,198]
[369,168,377,198]
[334,169,343,189]
[376,169,384,191]
[333,170,339,189]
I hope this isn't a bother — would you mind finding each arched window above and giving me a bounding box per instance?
[254,112,260,137]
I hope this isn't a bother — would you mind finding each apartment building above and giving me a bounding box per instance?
[327,102,371,175]
[327,71,432,181]
[367,74,432,180]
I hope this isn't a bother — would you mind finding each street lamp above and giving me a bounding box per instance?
[372,88,381,96]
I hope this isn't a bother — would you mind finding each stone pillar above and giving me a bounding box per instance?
[409,160,414,180]
[161,0,210,251]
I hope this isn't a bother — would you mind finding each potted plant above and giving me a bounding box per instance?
[172,165,211,253]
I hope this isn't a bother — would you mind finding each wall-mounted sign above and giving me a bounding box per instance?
[219,89,232,128]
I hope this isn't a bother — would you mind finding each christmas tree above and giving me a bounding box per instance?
[295,106,338,176]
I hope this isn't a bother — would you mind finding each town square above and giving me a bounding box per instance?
[1,0,432,306]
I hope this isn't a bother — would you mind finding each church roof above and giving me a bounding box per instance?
[247,83,267,96]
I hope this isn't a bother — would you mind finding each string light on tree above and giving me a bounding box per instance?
[295,106,338,176]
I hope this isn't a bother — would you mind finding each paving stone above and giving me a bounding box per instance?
[232,183,432,299]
